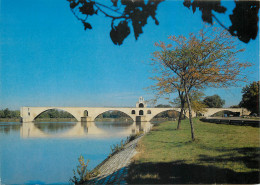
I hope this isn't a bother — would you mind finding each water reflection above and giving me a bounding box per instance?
[0,122,21,134]
[20,121,152,138]
[0,121,152,184]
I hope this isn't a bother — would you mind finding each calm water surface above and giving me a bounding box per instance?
[0,121,152,185]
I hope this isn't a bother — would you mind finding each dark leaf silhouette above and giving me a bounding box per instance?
[184,0,259,43]
[67,0,162,45]
[70,1,79,9]
[110,21,130,45]
[79,2,95,16]
[185,0,227,24]
[229,1,259,43]
[68,0,259,45]
[111,0,118,7]
[83,22,92,30]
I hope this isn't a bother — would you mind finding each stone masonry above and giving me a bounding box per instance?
[86,136,142,185]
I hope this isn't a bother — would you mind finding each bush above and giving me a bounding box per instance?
[70,155,99,184]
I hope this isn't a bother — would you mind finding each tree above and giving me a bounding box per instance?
[3,108,11,118]
[239,81,259,114]
[67,0,259,45]
[10,110,20,118]
[150,76,186,130]
[203,94,225,108]
[0,110,4,118]
[172,90,207,128]
[0,109,20,118]
[187,91,207,116]
[155,104,171,108]
[230,105,240,108]
[149,27,250,141]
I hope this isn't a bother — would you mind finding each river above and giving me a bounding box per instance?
[0,121,152,184]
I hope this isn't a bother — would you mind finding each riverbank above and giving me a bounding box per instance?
[86,135,143,184]
[127,118,260,184]
[0,118,20,122]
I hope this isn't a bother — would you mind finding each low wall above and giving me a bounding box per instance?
[200,117,260,128]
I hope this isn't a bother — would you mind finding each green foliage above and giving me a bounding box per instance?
[0,111,4,118]
[154,110,179,119]
[239,81,259,114]
[109,138,129,156]
[96,110,130,119]
[203,94,225,108]
[127,131,143,142]
[36,109,74,119]
[230,105,240,108]
[155,104,171,108]
[211,110,240,117]
[173,91,207,115]
[109,132,143,156]
[154,105,179,119]
[70,155,99,184]
[0,109,20,118]
[149,27,250,140]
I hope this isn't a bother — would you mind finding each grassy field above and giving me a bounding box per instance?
[127,118,260,184]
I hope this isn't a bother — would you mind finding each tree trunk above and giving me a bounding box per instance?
[184,86,195,141]
[177,101,184,130]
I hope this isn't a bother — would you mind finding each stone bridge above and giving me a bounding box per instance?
[20,106,187,122]
[20,97,250,123]
[201,108,250,117]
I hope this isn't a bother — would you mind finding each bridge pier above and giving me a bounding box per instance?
[135,116,147,122]
[21,117,33,123]
[81,117,93,122]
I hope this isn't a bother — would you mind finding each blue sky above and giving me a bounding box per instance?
[0,0,259,110]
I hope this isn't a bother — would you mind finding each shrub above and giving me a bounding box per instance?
[70,155,99,184]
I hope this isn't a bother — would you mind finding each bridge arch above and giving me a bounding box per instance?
[208,110,241,117]
[93,110,135,122]
[202,108,246,117]
[32,108,79,121]
[146,108,185,122]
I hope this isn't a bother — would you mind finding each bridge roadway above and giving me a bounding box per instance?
[20,106,249,123]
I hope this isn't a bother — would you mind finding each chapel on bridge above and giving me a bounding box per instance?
[136,96,147,108]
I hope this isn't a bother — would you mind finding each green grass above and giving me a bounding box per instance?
[127,118,260,184]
